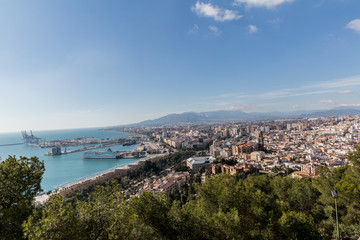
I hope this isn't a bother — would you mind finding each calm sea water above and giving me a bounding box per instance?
[0,128,137,191]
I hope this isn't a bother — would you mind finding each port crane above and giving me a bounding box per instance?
[21,130,41,144]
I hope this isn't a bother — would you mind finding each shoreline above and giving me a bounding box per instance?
[35,153,168,204]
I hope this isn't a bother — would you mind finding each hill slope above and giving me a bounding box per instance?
[107,108,360,128]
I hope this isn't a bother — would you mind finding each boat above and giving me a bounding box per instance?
[83,148,119,159]
[123,140,137,146]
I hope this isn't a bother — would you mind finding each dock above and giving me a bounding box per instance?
[36,137,136,149]
[44,142,133,156]
[0,143,23,147]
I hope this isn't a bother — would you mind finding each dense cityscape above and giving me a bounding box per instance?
[1,0,360,239]
[111,115,359,196]
[3,114,358,239]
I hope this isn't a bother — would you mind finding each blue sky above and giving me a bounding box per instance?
[0,0,360,132]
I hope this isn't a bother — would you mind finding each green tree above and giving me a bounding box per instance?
[347,143,360,167]
[129,191,174,239]
[0,156,44,240]
[24,195,79,240]
[271,177,321,214]
[76,183,125,240]
[24,182,131,240]
[278,211,321,240]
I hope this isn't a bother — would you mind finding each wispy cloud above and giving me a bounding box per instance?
[248,24,258,33]
[258,89,332,99]
[346,19,360,33]
[261,76,360,99]
[310,75,360,89]
[227,104,255,111]
[269,18,281,24]
[338,103,360,107]
[204,75,360,112]
[313,0,326,8]
[319,100,336,105]
[208,25,220,34]
[261,89,293,99]
[189,24,199,33]
[234,0,294,8]
[338,89,354,94]
[192,2,242,22]
[233,75,360,100]
[207,93,237,99]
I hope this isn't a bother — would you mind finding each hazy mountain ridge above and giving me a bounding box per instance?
[108,108,360,129]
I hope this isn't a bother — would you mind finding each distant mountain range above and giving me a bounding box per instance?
[106,107,360,129]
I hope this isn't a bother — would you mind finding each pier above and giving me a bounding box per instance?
[0,143,23,147]
[45,142,132,156]
[36,137,135,148]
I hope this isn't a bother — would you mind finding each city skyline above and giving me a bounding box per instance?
[0,0,360,132]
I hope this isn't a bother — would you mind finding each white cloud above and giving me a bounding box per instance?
[197,74,360,114]
[269,18,280,24]
[259,89,331,99]
[208,25,220,34]
[338,103,360,107]
[207,93,236,99]
[253,75,360,100]
[228,104,255,111]
[189,24,199,33]
[234,0,294,8]
[338,89,354,94]
[310,75,360,89]
[346,19,360,33]
[201,74,360,113]
[248,25,258,33]
[192,2,242,22]
[319,100,335,104]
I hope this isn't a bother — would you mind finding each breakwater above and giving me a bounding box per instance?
[45,142,131,156]
[33,137,136,149]
[0,143,23,147]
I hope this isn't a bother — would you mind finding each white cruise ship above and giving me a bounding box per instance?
[83,148,119,159]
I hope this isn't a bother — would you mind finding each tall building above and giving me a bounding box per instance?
[257,131,265,151]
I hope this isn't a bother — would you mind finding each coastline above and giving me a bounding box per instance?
[0,128,136,193]
[35,153,168,204]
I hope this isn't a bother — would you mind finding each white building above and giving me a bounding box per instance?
[186,156,215,173]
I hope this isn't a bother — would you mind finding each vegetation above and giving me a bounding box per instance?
[213,159,238,166]
[22,172,355,240]
[127,151,195,180]
[174,163,189,172]
[0,156,44,240]
[2,145,360,239]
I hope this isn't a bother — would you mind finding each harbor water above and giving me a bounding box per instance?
[0,128,137,191]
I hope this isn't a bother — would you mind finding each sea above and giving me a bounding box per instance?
[0,128,137,191]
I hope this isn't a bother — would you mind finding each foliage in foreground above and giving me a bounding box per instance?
[24,165,360,240]
[2,145,360,240]
[0,156,44,240]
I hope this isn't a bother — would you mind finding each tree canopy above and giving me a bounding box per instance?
[0,156,44,240]
[3,145,360,239]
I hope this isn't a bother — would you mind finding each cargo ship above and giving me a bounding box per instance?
[83,148,120,159]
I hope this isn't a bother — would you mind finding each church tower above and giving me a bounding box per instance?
[258,131,264,151]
